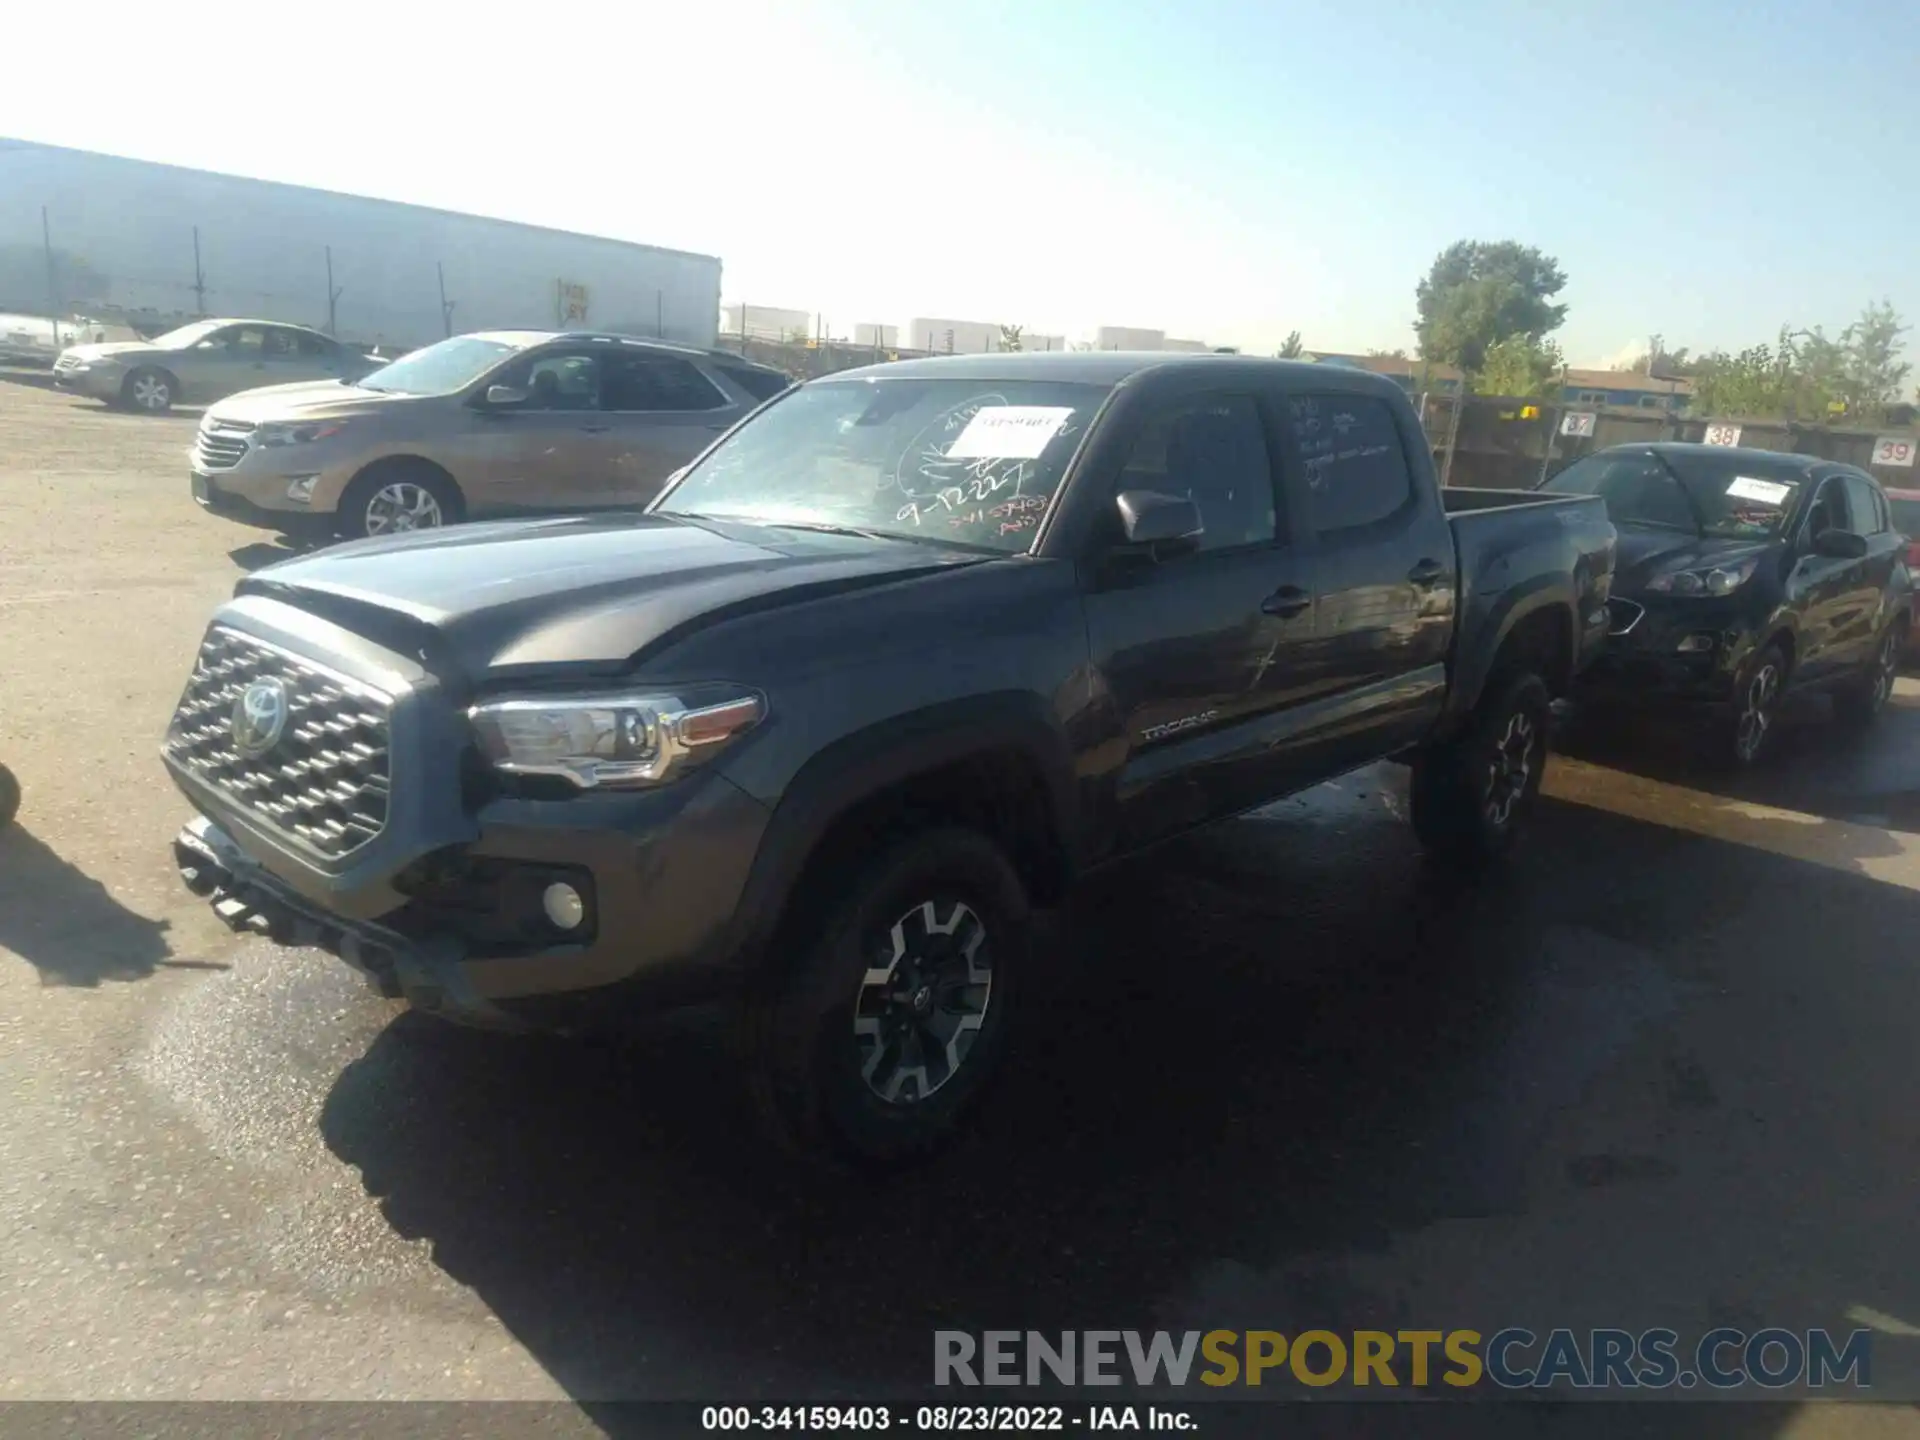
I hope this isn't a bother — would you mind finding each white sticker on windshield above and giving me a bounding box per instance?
[1726,476,1792,506]
[943,406,1076,460]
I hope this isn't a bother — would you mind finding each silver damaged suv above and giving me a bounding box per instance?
[188,330,792,539]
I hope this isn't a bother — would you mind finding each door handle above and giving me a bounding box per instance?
[1408,558,1446,586]
[1261,585,1312,618]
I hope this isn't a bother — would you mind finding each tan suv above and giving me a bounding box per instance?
[187,330,792,539]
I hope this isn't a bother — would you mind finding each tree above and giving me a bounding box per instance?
[1367,347,1408,360]
[1476,335,1565,398]
[1277,330,1304,359]
[1835,301,1910,417]
[1687,306,1910,423]
[997,323,1024,353]
[1415,240,1568,374]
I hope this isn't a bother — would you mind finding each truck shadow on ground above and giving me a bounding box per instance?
[317,767,1920,1417]
[0,824,207,985]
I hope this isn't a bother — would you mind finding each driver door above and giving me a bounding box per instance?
[1790,474,1873,682]
[181,324,269,402]
[448,349,612,514]
[1079,386,1322,854]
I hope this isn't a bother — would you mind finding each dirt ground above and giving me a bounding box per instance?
[4,371,1920,1435]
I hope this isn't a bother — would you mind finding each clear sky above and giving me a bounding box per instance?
[3,0,1915,362]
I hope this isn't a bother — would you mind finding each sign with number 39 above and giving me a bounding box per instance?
[1702,423,1742,447]
[1871,436,1916,468]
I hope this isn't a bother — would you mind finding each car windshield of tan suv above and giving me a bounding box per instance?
[356,335,520,395]
[656,377,1108,552]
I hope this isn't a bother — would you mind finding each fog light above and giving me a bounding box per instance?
[1677,633,1715,654]
[285,475,318,503]
[542,882,586,931]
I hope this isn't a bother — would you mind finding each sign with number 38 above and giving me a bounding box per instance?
[1871,436,1916,468]
[1702,423,1743,447]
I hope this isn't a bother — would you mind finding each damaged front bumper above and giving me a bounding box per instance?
[173,814,531,1032]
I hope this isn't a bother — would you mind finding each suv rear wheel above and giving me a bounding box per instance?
[745,827,1028,1167]
[1835,619,1904,727]
[336,461,463,541]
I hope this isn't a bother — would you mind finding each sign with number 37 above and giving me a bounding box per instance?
[1871,436,1916,468]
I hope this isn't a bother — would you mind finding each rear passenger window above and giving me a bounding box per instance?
[1116,392,1277,552]
[1288,394,1414,533]
[717,364,792,403]
[603,355,729,411]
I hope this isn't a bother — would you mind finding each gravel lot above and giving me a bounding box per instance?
[4,372,1920,1434]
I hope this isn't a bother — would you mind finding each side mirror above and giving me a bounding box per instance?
[1812,528,1868,560]
[1115,489,1203,557]
[484,384,529,408]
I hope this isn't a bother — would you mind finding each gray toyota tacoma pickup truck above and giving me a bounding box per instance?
[164,353,1616,1163]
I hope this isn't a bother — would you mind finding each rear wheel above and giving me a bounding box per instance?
[744,827,1028,1167]
[335,461,463,540]
[1835,620,1903,727]
[120,367,175,414]
[1410,670,1551,867]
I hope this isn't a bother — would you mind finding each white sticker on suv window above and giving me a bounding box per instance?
[944,406,1076,459]
[1726,476,1792,506]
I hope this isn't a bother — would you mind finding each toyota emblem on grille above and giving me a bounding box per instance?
[231,677,290,756]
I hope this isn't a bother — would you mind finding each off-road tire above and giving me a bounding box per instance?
[1410,670,1551,868]
[743,827,1029,1169]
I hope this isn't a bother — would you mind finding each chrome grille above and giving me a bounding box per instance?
[193,417,254,471]
[164,627,393,859]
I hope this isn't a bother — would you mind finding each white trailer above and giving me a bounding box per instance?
[0,138,721,351]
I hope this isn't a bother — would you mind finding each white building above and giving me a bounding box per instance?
[1091,325,1167,351]
[1012,332,1067,353]
[1161,337,1211,353]
[904,317,1001,354]
[853,322,900,348]
[721,304,811,342]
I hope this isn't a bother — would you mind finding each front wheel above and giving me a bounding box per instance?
[120,367,175,414]
[335,463,463,541]
[1410,670,1551,867]
[1725,641,1788,766]
[744,828,1029,1167]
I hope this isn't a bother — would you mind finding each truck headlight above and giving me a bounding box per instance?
[258,420,351,448]
[468,689,765,790]
[1645,556,1760,596]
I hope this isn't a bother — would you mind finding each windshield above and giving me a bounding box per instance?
[657,377,1109,552]
[1890,498,1920,538]
[148,320,224,349]
[355,335,519,395]
[1544,449,1805,539]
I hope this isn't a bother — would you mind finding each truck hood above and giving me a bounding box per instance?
[236,513,991,681]
[208,380,409,422]
[1611,524,1777,595]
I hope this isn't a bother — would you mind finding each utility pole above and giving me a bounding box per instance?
[438,262,455,337]
[325,246,343,335]
[192,226,207,315]
[1440,377,1467,487]
[40,207,60,347]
